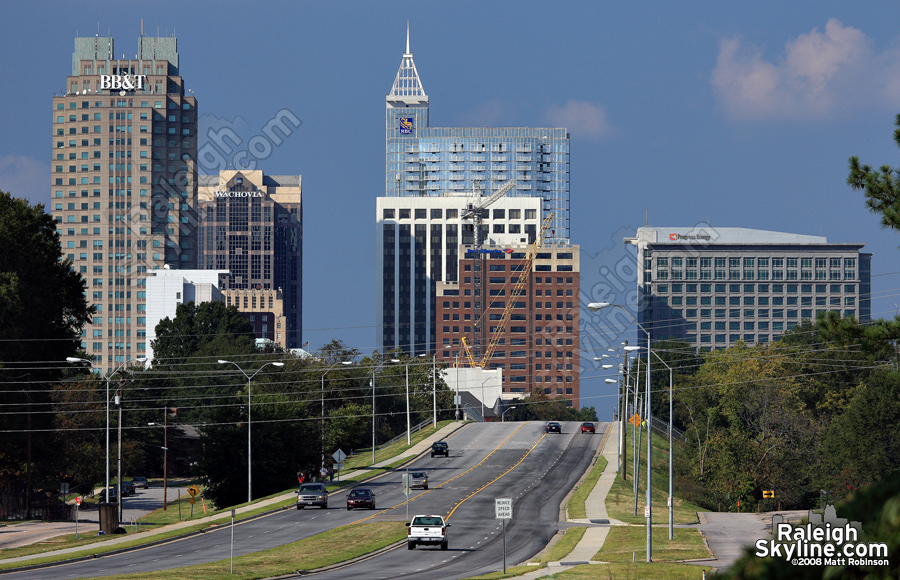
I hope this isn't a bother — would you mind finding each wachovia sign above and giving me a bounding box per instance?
[214,190,265,198]
[100,75,147,91]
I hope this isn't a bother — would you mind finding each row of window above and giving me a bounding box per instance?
[57,100,192,110]
[659,295,856,307]
[56,113,191,123]
[383,208,539,220]
[653,308,857,320]
[655,283,856,295]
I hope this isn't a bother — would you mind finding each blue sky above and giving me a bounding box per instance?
[2,1,900,410]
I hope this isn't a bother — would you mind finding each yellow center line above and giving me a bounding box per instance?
[446,431,547,520]
[344,423,533,525]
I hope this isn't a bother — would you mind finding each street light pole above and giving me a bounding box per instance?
[318,361,352,480]
[501,406,516,422]
[371,360,388,466]
[650,350,675,541]
[588,302,653,562]
[66,356,144,518]
[218,360,285,502]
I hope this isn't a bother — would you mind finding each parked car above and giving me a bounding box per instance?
[122,481,136,496]
[407,514,450,550]
[297,483,328,509]
[96,487,118,503]
[410,471,429,490]
[546,421,562,433]
[431,441,449,458]
[132,476,149,489]
[346,488,376,510]
[581,422,596,434]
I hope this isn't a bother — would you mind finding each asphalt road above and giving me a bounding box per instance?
[5,422,598,579]
[692,511,772,570]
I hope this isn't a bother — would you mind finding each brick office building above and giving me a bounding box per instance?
[434,244,581,405]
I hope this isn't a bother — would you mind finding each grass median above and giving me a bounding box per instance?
[77,521,407,580]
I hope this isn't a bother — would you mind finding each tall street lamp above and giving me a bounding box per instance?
[218,360,285,503]
[370,360,390,466]
[588,302,654,562]
[148,410,169,510]
[390,358,413,445]
[320,361,353,479]
[650,350,675,541]
[66,356,145,517]
[501,406,516,422]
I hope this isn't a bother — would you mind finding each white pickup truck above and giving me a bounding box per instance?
[407,514,450,550]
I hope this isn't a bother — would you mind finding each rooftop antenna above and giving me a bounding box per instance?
[645,207,648,226]
[141,19,143,37]
[406,21,410,54]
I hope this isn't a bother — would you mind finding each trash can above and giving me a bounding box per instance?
[98,503,119,535]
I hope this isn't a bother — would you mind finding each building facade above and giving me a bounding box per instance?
[434,243,581,404]
[223,288,288,349]
[145,268,229,364]
[626,226,872,351]
[379,29,570,355]
[197,170,303,348]
[377,196,543,355]
[51,35,198,373]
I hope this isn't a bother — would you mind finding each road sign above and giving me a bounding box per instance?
[187,485,199,497]
[189,497,196,504]
[402,474,413,496]
[644,505,650,518]
[495,498,512,519]
[333,449,346,464]
[629,414,641,427]
[763,490,775,499]
[75,497,81,505]
[61,482,69,495]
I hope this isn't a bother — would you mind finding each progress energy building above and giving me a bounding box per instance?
[379,29,572,355]
[626,226,872,351]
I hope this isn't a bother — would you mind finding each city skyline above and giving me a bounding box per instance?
[2,2,900,410]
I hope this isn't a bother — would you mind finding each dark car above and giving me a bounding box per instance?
[581,422,596,434]
[431,441,449,458]
[546,421,562,433]
[346,488,376,510]
[123,481,136,496]
[96,487,118,503]
[410,471,429,490]
[297,483,328,509]
[132,476,149,489]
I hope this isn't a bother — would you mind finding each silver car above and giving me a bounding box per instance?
[410,471,429,490]
[297,483,328,509]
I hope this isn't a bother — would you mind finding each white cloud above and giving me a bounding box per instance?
[711,18,887,119]
[0,156,48,207]
[545,100,612,140]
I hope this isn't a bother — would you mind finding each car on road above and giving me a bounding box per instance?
[132,476,149,489]
[96,487,118,503]
[580,422,595,434]
[431,441,449,458]
[122,481,136,496]
[410,471,429,490]
[297,483,328,509]
[346,488,376,510]
[407,514,450,550]
[546,421,562,433]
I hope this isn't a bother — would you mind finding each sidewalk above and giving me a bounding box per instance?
[0,421,466,567]
[517,421,623,579]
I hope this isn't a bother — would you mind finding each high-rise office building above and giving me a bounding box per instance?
[52,35,198,373]
[626,226,872,351]
[197,170,303,347]
[380,29,571,355]
[434,243,581,404]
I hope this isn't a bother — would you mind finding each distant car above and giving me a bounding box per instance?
[132,476,149,489]
[97,487,118,503]
[581,422,595,434]
[431,441,449,458]
[410,471,429,490]
[122,481,136,496]
[346,488,376,510]
[297,483,328,510]
[546,421,562,433]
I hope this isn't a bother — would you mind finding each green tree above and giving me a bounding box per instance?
[151,300,256,367]
[0,191,94,496]
[848,113,900,234]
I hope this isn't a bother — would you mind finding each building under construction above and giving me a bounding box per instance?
[434,243,580,405]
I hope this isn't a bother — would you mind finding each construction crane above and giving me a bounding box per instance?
[460,179,516,362]
[461,179,516,251]
[458,212,554,369]
[476,213,554,367]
